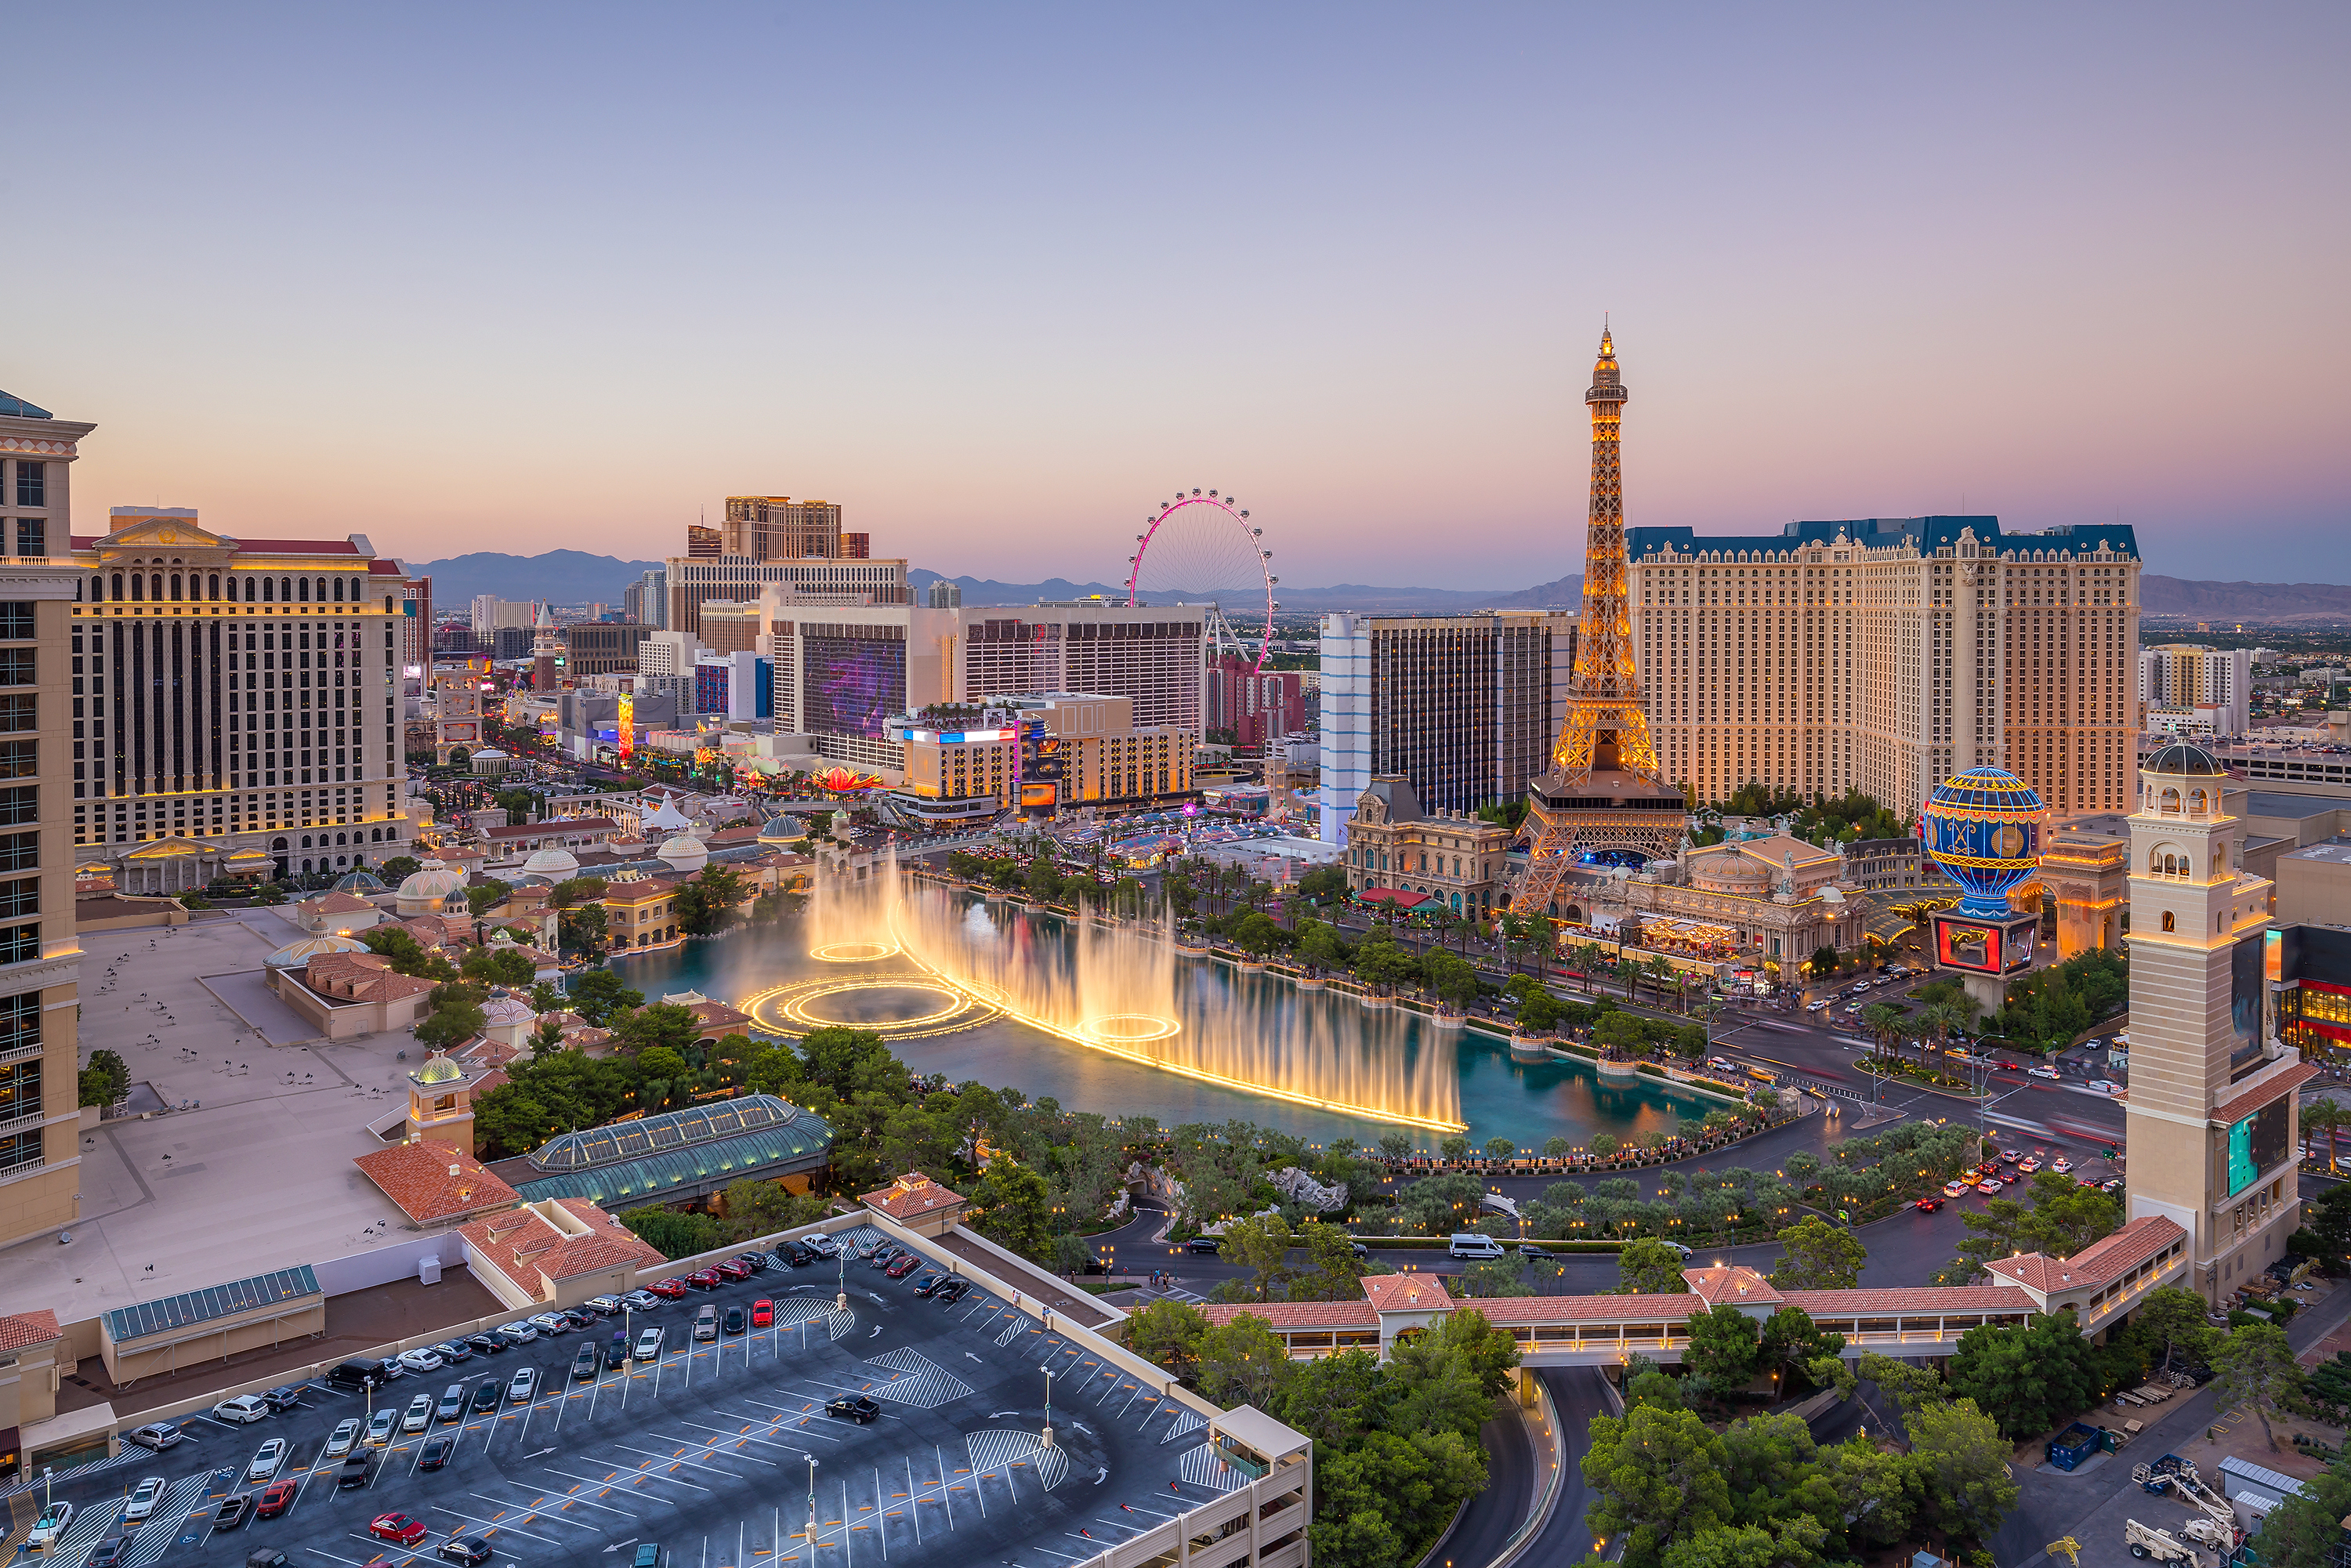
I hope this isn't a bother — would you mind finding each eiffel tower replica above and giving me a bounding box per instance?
[1516,328,1688,916]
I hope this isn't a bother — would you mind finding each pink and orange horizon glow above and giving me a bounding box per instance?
[9,6,2346,586]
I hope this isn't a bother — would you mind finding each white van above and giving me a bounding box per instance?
[1447,1233,1505,1260]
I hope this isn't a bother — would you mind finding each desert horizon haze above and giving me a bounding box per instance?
[7,5,2346,585]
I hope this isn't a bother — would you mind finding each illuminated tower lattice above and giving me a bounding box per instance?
[1516,328,1686,916]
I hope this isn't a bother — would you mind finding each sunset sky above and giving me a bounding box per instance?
[9,5,2346,587]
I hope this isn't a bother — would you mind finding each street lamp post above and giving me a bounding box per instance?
[1040,1364,1056,1449]
[806,1456,819,1566]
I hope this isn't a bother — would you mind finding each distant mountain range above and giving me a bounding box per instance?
[404,551,2351,625]
[408,550,661,607]
[2142,576,2351,621]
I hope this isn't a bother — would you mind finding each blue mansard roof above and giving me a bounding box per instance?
[1625,515,2140,563]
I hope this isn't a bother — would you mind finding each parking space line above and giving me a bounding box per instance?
[426,1505,563,1544]
[300,1547,375,1566]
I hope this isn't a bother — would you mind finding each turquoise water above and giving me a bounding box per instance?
[610,912,1722,1150]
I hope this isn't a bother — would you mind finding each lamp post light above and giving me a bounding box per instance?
[806,1455,819,1566]
[1041,1364,1056,1448]
[836,1248,848,1315]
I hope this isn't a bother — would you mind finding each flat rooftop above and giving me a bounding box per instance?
[27,1222,1264,1568]
[2,907,426,1327]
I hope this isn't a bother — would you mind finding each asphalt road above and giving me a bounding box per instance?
[24,1229,1229,1568]
[1440,1400,1536,1568]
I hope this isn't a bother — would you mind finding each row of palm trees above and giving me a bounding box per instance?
[1853,994,1982,1083]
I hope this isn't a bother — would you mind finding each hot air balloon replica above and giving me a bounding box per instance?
[1919,767,2047,1005]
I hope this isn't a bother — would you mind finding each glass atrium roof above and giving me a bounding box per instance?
[526,1093,808,1173]
[513,1114,836,1208]
[103,1265,321,1346]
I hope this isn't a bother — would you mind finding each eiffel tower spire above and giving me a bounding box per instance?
[1514,328,1686,916]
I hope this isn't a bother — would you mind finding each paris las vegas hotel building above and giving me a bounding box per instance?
[1626,516,2143,817]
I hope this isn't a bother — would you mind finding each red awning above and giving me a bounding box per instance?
[1359,887,1435,910]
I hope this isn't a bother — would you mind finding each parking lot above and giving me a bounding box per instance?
[22,1228,1235,1568]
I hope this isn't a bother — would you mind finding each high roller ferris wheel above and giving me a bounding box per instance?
[1124,487,1279,673]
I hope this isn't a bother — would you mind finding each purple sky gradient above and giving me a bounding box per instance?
[9,5,2346,586]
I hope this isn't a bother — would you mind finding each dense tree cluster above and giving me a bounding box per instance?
[1943,1168,2122,1284]
[1983,948,2128,1053]
[1129,1302,1520,1568]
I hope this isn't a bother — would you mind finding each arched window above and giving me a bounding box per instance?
[333,578,345,602]
[110,573,122,601]
[129,574,143,602]
[261,576,273,602]
[336,832,347,846]
[298,578,310,603]
[279,577,292,602]
[2189,789,2208,815]
[271,837,288,852]
[302,859,314,875]
[2214,846,2229,875]
[2161,911,2175,932]
[384,596,395,614]
[88,575,100,602]
[337,854,349,868]
[300,835,313,849]
[243,577,255,602]
[170,574,183,600]
[208,574,219,600]
[371,828,382,842]
[2160,788,2182,814]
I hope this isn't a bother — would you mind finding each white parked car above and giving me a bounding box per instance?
[367,1407,398,1446]
[28,1501,73,1549]
[122,1478,168,1523]
[212,1395,272,1424]
[401,1393,434,1433]
[802,1232,839,1257]
[621,1290,663,1311]
[397,1347,445,1374]
[496,1320,539,1344]
[324,1418,363,1458]
[248,1437,288,1483]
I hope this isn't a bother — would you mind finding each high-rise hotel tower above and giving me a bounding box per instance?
[1625,516,2141,817]
[2123,741,2306,1303]
[68,503,415,887]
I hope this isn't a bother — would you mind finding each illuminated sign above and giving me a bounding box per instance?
[1933,911,2038,976]
[616,694,634,761]
[2226,1099,2289,1195]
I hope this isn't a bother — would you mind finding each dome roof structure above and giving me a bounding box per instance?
[758,814,809,846]
[333,869,388,893]
[657,834,709,872]
[521,846,581,878]
[411,1050,465,1085]
[481,993,538,1027]
[397,866,468,901]
[264,934,370,969]
[2146,741,2227,777]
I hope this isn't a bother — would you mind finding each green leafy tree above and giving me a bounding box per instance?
[1759,1306,1847,1389]
[2212,1321,2304,1451]
[1770,1216,1866,1291]
[1455,1258,1535,1298]
[460,945,536,987]
[973,1157,1053,1261]
[620,1206,723,1258]
[414,981,488,1049]
[570,968,643,1026]
[1617,1236,1693,1295]
[1128,1299,1207,1381]
[1907,1397,2020,1541]
[1197,1311,1296,1411]
[2244,1448,2351,1568]
[380,855,423,880]
[674,864,749,936]
[615,1002,703,1058]
[78,1048,132,1108]
[465,878,513,917]
[1583,1403,1734,1568]
[1947,1313,2099,1439]
[1293,1222,1371,1301]
[2134,1286,2220,1375]
[1219,1213,1296,1300]
[1683,1305,1762,1393]
[360,925,458,980]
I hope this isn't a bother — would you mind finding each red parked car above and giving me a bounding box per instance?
[255,1480,299,1519]
[886,1254,921,1278]
[646,1278,688,1300]
[751,1299,774,1327]
[713,1259,754,1283]
[371,1513,429,1547]
[684,1269,723,1291]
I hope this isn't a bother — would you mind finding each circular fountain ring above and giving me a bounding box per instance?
[743,974,1002,1041]
[810,941,901,963]
[1078,1013,1183,1045]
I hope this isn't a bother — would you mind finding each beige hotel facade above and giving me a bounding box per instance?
[1626,516,2140,819]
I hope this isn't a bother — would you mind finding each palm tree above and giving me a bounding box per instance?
[2306,1097,2350,1173]
[1920,1000,1968,1083]
[1575,941,1608,995]
[1643,955,1676,1012]
[1857,1001,1908,1075]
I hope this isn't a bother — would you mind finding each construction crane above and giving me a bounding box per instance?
[2134,1458,2242,1551]
[2046,1537,2081,1568]
[2126,1519,2207,1566]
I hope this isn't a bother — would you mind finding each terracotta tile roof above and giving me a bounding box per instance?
[1984,1216,2185,1295]
[1198,1301,1381,1330]
[484,818,618,842]
[353,1143,520,1224]
[860,1171,967,1222]
[1469,1294,1707,1324]
[2212,1061,2320,1125]
[1777,1286,2039,1314]
[603,878,677,904]
[1682,1265,1783,1306]
[1363,1273,1452,1313]
[685,1000,752,1032]
[0,1309,62,1352]
[299,891,379,914]
[458,1198,663,1300]
[301,952,441,1005]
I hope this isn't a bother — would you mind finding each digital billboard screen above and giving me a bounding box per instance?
[801,631,905,741]
[1934,914,2035,975]
[2226,1099,2290,1196]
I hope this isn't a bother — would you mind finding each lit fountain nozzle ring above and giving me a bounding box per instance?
[810,941,901,963]
[1078,1013,1182,1045]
